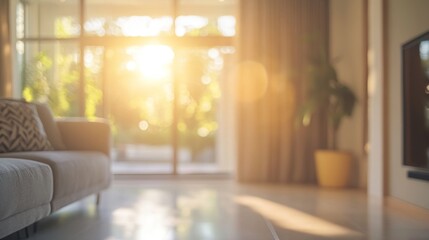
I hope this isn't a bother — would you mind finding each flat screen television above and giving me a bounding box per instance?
[402,30,429,170]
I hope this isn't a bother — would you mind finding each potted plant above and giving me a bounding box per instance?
[297,52,357,187]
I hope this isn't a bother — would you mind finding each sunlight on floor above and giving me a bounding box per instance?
[108,189,220,240]
[111,190,175,239]
[235,195,362,238]
[15,180,429,240]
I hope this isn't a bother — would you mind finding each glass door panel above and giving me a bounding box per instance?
[84,46,104,118]
[104,45,174,174]
[176,47,235,174]
[20,41,80,116]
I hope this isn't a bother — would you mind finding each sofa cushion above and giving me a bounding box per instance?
[34,102,66,150]
[0,100,53,153]
[0,203,51,239]
[0,151,111,211]
[0,158,53,221]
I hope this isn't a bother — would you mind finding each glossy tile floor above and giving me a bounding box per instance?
[7,179,429,240]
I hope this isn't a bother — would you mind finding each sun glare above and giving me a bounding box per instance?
[127,45,175,81]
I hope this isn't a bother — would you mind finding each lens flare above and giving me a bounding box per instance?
[231,61,268,103]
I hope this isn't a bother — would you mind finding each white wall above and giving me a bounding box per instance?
[330,0,366,187]
[387,0,429,209]
[367,0,386,198]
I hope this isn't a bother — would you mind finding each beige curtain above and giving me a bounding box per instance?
[0,0,12,97]
[236,0,329,183]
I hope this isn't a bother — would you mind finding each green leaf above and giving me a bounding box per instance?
[297,50,357,149]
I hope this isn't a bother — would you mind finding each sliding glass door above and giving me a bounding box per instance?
[16,0,237,175]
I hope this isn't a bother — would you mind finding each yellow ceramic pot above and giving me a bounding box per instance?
[314,150,352,187]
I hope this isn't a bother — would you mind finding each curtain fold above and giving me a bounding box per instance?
[0,0,12,97]
[236,0,329,183]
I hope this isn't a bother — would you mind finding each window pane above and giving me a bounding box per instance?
[22,0,80,38]
[176,46,235,173]
[84,47,104,118]
[21,41,80,117]
[177,0,237,36]
[103,45,174,173]
[85,0,173,36]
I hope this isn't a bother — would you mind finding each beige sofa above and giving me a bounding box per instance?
[0,101,111,239]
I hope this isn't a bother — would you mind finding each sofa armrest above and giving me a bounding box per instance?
[56,118,111,157]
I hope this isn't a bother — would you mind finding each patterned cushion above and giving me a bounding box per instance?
[0,100,53,153]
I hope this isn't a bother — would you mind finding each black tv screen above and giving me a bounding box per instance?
[402,30,429,170]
